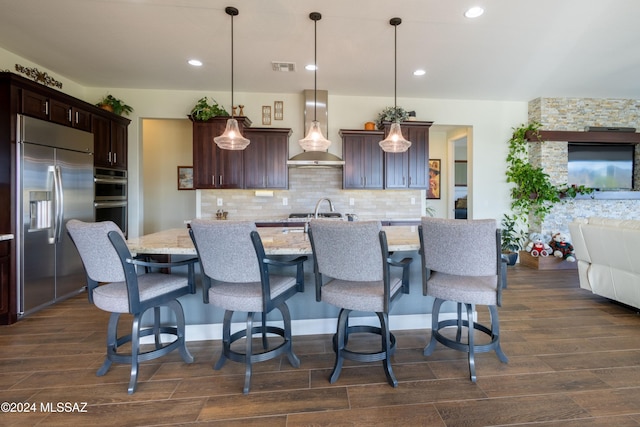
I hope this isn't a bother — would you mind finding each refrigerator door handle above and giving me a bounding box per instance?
[53,165,64,243]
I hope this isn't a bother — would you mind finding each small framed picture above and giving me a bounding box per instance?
[274,100,283,120]
[262,106,271,125]
[177,166,194,190]
[427,159,441,199]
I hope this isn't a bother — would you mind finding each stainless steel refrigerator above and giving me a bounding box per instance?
[16,114,94,316]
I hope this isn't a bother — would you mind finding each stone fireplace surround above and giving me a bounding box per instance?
[527,97,640,237]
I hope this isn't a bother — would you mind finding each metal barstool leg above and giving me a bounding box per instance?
[243,312,255,394]
[378,312,398,387]
[330,308,349,383]
[153,306,162,348]
[489,305,509,363]
[168,300,193,364]
[424,298,443,356]
[98,312,119,376]
[128,313,142,394]
[215,310,233,370]
[279,302,300,368]
[466,303,477,383]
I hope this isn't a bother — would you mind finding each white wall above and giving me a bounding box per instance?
[1,47,528,237]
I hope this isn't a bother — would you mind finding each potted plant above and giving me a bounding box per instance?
[500,213,527,265]
[189,97,228,121]
[505,122,592,230]
[96,94,133,116]
[375,106,409,129]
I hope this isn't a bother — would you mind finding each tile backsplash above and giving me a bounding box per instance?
[199,168,425,221]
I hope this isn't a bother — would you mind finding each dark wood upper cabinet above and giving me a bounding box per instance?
[50,99,92,131]
[383,121,433,189]
[92,115,128,169]
[243,127,290,189]
[341,129,384,189]
[21,89,49,120]
[191,117,249,189]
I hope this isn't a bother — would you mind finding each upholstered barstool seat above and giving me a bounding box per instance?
[309,219,411,387]
[419,217,508,382]
[189,219,306,394]
[66,219,197,394]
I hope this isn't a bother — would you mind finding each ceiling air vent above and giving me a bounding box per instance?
[272,62,296,72]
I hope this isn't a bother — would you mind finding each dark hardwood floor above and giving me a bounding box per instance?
[2,265,640,426]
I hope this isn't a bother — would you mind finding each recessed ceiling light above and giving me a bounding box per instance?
[188,59,203,66]
[305,64,317,71]
[413,69,426,76]
[464,6,484,18]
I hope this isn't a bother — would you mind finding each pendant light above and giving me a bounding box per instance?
[379,17,412,153]
[214,6,250,150]
[298,12,332,152]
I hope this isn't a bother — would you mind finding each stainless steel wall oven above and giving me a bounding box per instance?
[94,167,127,236]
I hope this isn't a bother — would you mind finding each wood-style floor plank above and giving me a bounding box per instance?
[1,265,640,426]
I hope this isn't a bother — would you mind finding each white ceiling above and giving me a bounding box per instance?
[1,0,639,102]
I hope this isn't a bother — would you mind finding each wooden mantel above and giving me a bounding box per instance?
[526,130,640,144]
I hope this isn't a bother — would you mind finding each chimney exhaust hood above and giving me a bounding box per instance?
[287,89,344,167]
[287,150,344,167]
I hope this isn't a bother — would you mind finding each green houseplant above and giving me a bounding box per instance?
[505,122,593,254]
[189,97,228,121]
[375,106,409,129]
[500,213,527,265]
[96,94,133,116]
[505,122,560,227]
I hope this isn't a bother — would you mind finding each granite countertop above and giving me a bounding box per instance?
[0,234,14,241]
[127,226,420,256]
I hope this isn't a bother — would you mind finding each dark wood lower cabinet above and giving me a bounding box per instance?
[0,240,10,324]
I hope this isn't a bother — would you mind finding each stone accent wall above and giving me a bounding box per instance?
[529,98,640,130]
[527,97,640,237]
[199,168,424,221]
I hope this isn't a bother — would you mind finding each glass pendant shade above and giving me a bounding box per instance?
[379,17,412,153]
[215,6,249,150]
[379,122,411,153]
[299,12,331,151]
[214,118,250,150]
[299,120,332,151]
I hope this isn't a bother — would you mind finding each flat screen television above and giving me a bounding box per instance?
[568,143,635,190]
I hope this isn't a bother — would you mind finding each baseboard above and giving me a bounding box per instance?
[183,313,442,342]
[142,312,463,343]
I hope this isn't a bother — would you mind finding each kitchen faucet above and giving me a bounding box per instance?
[314,198,335,218]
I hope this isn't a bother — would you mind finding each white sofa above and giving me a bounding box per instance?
[568,217,640,310]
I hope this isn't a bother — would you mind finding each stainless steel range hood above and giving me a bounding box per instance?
[287,150,344,167]
[287,89,344,167]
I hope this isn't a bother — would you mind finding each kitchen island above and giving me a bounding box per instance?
[127,225,440,341]
[126,225,421,256]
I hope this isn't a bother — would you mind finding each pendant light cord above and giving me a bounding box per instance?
[230,11,234,117]
[225,6,239,118]
[313,15,317,121]
[394,21,397,109]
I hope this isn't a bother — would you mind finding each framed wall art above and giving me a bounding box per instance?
[177,166,194,190]
[274,100,283,120]
[262,106,271,125]
[427,159,441,199]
